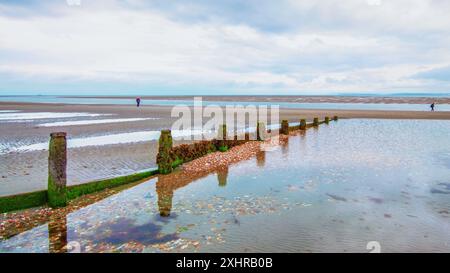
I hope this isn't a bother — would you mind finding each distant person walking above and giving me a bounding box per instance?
[430,102,435,111]
[136,97,141,107]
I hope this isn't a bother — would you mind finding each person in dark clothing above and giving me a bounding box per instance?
[136,97,141,107]
[430,102,435,111]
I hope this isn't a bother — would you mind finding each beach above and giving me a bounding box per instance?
[1,99,450,196]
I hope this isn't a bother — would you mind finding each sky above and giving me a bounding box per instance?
[0,0,450,95]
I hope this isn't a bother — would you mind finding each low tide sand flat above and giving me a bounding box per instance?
[37,117,159,127]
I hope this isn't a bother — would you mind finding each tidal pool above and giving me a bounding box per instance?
[1,119,449,253]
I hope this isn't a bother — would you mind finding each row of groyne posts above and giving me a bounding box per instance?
[0,116,337,213]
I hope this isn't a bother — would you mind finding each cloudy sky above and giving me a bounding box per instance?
[0,0,450,95]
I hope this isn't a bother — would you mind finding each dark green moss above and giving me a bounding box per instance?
[218,145,229,152]
[313,117,319,126]
[47,176,67,208]
[66,169,158,200]
[300,119,307,130]
[0,190,47,213]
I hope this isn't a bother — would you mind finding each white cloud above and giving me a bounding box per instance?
[0,0,450,94]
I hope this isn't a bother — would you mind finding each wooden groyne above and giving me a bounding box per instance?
[0,116,337,213]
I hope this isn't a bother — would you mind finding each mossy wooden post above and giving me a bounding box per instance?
[333,115,338,121]
[313,117,319,126]
[257,121,266,141]
[325,116,330,124]
[48,132,67,208]
[218,124,228,152]
[280,120,289,135]
[157,130,173,174]
[300,119,307,130]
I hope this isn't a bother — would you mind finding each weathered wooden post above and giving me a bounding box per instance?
[157,130,173,174]
[257,121,266,141]
[48,132,67,208]
[313,117,319,126]
[218,124,228,152]
[333,115,338,121]
[281,120,289,135]
[300,119,307,130]
[325,116,330,124]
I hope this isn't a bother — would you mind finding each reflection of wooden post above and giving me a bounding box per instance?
[156,176,174,217]
[313,117,319,126]
[48,215,68,253]
[218,124,228,152]
[48,132,67,208]
[157,130,173,174]
[256,150,266,167]
[217,167,229,187]
[325,116,330,124]
[281,137,289,155]
[300,119,306,130]
[257,122,266,141]
[280,120,289,135]
[333,115,338,121]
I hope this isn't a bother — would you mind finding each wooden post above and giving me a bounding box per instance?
[300,119,307,130]
[333,115,338,121]
[325,116,330,124]
[48,132,67,208]
[281,120,289,135]
[218,124,228,152]
[313,117,319,126]
[257,122,266,141]
[157,130,173,174]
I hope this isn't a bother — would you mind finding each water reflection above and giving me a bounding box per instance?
[48,215,67,253]
[281,137,289,155]
[256,150,266,168]
[217,167,229,187]
[156,166,234,217]
[2,119,450,253]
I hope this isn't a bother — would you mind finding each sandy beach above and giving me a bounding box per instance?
[63,95,450,104]
[1,100,450,196]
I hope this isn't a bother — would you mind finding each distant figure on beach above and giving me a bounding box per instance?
[136,97,141,107]
[430,102,435,111]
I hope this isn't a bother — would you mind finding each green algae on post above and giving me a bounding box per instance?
[300,119,307,130]
[281,120,289,135]
[157,130,174,174]
[47,132,67,208]
[313,117,319,126]
[325,116,330,124]
[218,124,228,152]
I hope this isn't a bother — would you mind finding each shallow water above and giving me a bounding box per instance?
[1,96,449,111]
[37,118,158,127]
[1,119,449,253]
[7,122,290,154]
[0,112,110,121]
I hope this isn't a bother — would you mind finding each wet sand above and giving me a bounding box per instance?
[1,101,450,196]
[63,95,450,104]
